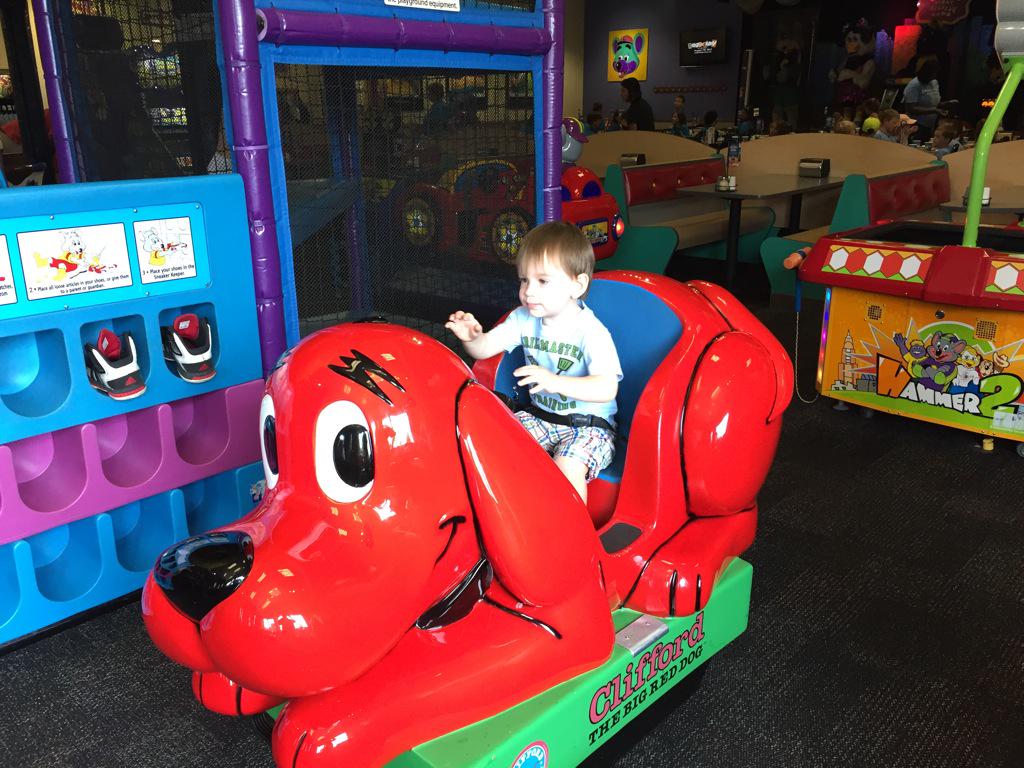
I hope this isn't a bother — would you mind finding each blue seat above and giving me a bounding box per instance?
[491,278,682,482]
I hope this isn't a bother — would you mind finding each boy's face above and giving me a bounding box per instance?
[882,116,900,133]
[933,133,951,148]
[518,254,588,323]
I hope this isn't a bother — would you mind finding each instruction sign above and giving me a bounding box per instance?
[18,223,133,300]
[0,235,15,306]
[133,217,198,284]
[384,0,460,11]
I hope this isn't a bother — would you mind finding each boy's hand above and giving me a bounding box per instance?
[446,311,483,342]
[514,365,558,395]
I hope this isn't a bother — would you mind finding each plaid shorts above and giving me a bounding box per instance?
[516,411,616,481]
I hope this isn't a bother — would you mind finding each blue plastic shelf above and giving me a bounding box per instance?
[0,461,265,647]
[0,175,262,443]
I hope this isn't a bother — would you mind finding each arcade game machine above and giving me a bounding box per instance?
[796,0,1024,456]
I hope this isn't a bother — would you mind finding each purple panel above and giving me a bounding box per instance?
[257,8,551,55]
[542,0,564,221]
[30,0,75,183]
[219,0,287,374]
[0,380,263,545]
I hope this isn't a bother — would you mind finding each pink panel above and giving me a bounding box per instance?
[0,379,263,545]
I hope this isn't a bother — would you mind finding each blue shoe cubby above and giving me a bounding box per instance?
[0,175,263,444]
[0,461,265,647]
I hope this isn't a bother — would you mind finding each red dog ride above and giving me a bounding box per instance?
[142,272,791,767]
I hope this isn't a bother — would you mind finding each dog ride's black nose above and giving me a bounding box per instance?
[154,531,254,622]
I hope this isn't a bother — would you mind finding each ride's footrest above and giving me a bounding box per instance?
[615,614,669,655]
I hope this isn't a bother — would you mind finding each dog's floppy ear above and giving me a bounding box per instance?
[457,384,602,606]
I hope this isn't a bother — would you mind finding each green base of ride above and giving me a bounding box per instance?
[264,559,752,767]
[388,558,752,767]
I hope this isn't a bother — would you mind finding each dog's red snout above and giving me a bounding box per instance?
[154,531,254,622]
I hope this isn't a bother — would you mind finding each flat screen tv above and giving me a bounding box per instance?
[680,27,727,66]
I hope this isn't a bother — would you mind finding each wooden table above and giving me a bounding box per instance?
[674,173,845,288]
[940,187,1024,221]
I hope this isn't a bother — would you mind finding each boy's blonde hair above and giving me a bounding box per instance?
[516,221,595,286]
[879,108,900,126]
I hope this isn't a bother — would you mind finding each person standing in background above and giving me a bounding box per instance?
[617,77,655,131]
[902,59,950,142]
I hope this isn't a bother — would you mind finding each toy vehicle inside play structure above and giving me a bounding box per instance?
[396,159,623,264]
[141,272,792,767]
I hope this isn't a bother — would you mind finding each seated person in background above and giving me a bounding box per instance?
[697,109,719,143]
[861,114,881,136]
[932,124,961,158]
[617,77,655,131]
[584,112,604,135]
[834,120,858,135]
[768,120,793,136]
[446,221,622,503]
[736,107,755,138]
[668,94,690,137]
[874,109,917,143]
[856,97,881,126]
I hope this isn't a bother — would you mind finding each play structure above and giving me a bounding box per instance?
[0,175,265,646]
[791,0,1024,453]
[143,272,792,767]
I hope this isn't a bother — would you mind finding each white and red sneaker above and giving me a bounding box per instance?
[84,328,147,400]
[161,313,216,383]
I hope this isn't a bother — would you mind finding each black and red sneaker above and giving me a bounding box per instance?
[84,328,147,400]
[161,313,216,383]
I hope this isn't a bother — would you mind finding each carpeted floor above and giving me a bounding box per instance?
[1,286,1022,768]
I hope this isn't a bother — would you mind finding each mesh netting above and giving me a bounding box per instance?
[275,65,535,343]
[59,0,228,180]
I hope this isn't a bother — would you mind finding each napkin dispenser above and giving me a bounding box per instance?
[798,158,830,178]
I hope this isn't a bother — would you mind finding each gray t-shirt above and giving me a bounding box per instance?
[489,302,623,425]
[903,77,941,131]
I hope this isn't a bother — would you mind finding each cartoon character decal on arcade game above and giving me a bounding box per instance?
[821,304,1024,440]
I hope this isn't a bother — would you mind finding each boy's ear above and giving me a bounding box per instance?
[573,273,590,299]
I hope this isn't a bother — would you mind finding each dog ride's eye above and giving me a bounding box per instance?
[334,425,373,487]
[315,401,374,503]
[259,394,279,489]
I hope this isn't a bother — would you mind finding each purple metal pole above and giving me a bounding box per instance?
[31,0,75,182]
[541,0,564,222]
[220,0,287,376]
[256,8,551,54]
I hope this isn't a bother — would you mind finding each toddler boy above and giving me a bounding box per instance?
[447,221,622,503]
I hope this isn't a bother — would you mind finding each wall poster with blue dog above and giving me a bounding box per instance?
[608,28,649,81]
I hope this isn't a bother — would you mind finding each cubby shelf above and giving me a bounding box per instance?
[0,174,262,444]
[0,461,265,648]
[0,379,263,545]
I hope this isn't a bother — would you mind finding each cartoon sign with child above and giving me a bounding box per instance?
[18,223,133,300]
[133,217,196,284]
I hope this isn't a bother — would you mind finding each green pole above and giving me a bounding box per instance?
[963,57,1024,247]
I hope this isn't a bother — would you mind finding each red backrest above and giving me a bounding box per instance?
[622,157,724,206]
[867,165,950,222]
